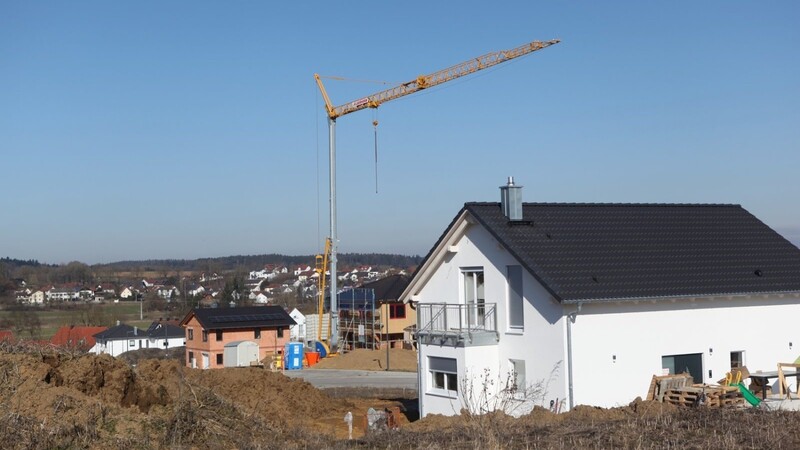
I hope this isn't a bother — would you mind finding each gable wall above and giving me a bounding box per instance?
[415,222,568,416]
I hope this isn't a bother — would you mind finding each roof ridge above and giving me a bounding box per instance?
[466,201,741,207]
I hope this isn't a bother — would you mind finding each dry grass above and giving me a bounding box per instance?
[2,342,800,449]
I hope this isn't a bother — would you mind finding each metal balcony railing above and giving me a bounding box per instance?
[416,302,498,345]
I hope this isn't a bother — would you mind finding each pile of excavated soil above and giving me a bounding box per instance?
[310,348,418,372]
[0,346,406,449]
[5,345,800,449]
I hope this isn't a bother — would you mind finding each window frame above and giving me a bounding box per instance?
[216,353,223,365]
[509,359,526,397]
[277,328,283,338]
[215,330,223,341]
[389,303,406,319]
[428,356,458,397]
[202,330,208,342]
[255,328,261,339]
[507,265,524,331]
[461,268,486,327]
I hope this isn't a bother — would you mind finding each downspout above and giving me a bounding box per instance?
[415,299,423,418]
[566,302,582,410]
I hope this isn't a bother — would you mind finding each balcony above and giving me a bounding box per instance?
[416,302,499,347]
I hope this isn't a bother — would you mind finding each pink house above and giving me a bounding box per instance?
[180,306,296,369]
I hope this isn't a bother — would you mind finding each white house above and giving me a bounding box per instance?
[119,287,136,299]
[91,321,185,357]
[401,178,800,418]
[289,308,306,342]
[253,292,270,304]
[29,290,45,305]
[47,288,77,302]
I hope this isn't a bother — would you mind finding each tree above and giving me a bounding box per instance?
[10,309,42,339]
[144,292,167,313]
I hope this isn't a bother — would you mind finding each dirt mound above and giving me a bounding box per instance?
[310,348,418,372]
[4,344,800,449]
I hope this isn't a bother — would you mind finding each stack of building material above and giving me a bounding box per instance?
[647,373,744,407]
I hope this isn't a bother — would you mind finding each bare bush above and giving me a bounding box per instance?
[459,362,560,417]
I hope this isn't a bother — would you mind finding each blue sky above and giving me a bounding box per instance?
[2,1,798,264]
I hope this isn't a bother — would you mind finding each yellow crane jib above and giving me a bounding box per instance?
[314,38,560,120]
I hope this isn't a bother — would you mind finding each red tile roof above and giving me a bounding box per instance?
[0,330,14,342]
[50,326,107,350]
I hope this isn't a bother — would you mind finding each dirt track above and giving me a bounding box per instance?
[309,348,418,371]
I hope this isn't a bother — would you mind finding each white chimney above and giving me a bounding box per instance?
[500,176,523,221]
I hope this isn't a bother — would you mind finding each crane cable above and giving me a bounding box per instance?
[372,109,379,194]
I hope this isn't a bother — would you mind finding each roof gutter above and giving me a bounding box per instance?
[561,290,800,305]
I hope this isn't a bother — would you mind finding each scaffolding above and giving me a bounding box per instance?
[336,288,381,352]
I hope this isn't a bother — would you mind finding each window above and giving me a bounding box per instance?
[216,354,223,365]
[662,353,703,382]
[255,329,261,339]
[187,328,194,340]
[277,328,284,338]
[507,265,524,329]
[731,351,744,369]
[202,330,208,342]
[429,357,458,393]
[215,330,223,341]
[188,351,194,365]
[129,339,135,347]
[463,269,485,327]
[509,359,526,393]
[389,303,406,319]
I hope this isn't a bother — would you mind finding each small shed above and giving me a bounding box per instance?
[223,340,259,367]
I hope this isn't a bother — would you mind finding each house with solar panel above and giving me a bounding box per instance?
[400,178,800,417]
[180,305,295,369]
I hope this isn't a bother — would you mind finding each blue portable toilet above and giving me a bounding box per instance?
[284,342,304,370]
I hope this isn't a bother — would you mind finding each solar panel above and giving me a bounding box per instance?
[209,313,286,323]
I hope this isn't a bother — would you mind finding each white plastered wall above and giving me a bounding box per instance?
[570,296,800,408]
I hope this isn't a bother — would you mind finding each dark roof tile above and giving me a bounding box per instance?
[464,202,800,302]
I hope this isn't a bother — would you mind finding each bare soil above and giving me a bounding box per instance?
[2,343,800,449]
[309,348,418,372]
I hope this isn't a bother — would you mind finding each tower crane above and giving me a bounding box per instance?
[315,37,560,349]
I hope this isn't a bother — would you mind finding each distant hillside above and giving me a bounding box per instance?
[95,253,422,273]
[0,257,51,269]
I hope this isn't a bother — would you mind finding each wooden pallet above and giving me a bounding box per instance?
[663,385,744,407]
[647,373,693,402]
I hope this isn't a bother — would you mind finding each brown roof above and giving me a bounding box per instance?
[50,326,107,350]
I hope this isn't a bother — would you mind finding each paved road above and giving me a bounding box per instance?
[284,369,418,391]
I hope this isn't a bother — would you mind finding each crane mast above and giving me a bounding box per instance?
[315,37,559,349]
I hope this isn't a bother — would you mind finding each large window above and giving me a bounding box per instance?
[463,269,485,327]
[389,303,406,319]
[507,265,524,329]
[429,356,458,393]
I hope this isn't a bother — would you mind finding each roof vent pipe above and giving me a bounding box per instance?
[500,176,523,221]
